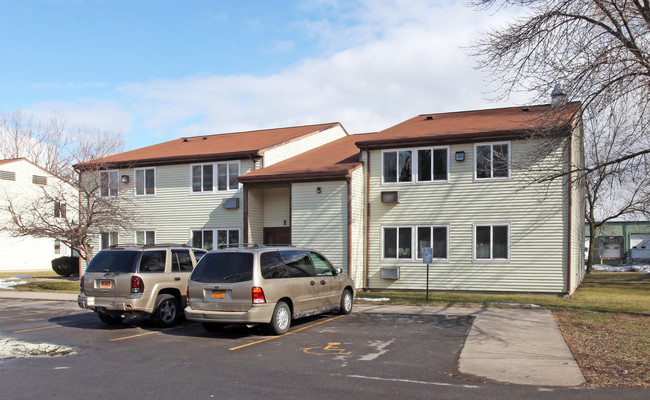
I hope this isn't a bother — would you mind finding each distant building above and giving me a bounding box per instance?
[586,221,650,265]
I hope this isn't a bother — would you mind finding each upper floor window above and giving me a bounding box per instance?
[475,142,510,180]
[135,230,155,245]
[100,231,118,249]
[134,168,155,196]
[100,170,119,197]
[191,161,240,193]
[382,147,449,184]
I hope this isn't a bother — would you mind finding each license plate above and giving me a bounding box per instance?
[211,290,225,299]
[99,280,112,289]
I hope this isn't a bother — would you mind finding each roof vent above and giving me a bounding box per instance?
[183,138,189,142]
[203,137,208,140]
[425,115,434,120]
[521,107,530,112]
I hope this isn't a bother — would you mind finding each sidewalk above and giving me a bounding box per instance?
[1,291,585,387]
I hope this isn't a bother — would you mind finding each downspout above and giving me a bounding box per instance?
[567,131,573,294]
[364,148,371,290]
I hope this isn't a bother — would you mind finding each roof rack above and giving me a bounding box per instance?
[216,243,296,249]
[109,243,192,249]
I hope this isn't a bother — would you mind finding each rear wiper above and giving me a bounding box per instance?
[221,272,248,281]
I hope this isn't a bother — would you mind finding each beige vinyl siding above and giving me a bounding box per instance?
[349,166,365,288]
[263,125,347,167]
[569,121,586,293]
[263,187,290,227]
[292,181,348,273]
[247,188,264,244]
[368,139,570,293]
[111,159,254,248]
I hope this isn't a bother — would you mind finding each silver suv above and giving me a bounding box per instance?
[184,245,355,335]
[78,244,206,327]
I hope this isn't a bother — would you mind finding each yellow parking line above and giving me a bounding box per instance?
[0,309,77,320]
[13,325,62,333]
[110,330,160,342]
[229,314,346,351]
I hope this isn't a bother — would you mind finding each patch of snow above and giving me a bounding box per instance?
[0,279,28,290]
[0,337,77,358]
[490,302,540,308]
[356,297,391,302]
[593,263,650,273]
[9,275,34,279]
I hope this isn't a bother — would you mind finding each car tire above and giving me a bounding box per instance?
[152,294,179,327]
[338,289,353,315]
[202,322,224,332]
[268,301,291,335]
[98,313,124,325]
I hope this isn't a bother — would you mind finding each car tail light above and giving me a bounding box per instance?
[131,276,145,293]
[80,277,84,293]
[186,286,190,301]
[252,287,266,304]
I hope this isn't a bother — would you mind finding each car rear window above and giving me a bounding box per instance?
[190,252,254,283]
[86,251,139,273]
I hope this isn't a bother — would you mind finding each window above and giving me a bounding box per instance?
[280,250,316,277]
[416,226,448,260]
[172,250,193,272]
[261,251,289,279]
[135,230,155,246]
[191,161,240,193]
[54,201,66,219]
[32,175,47,185]
[382,147,448,184]
[135,168,155,196]
[383,225,449,261]
[217,229,240,248]
[100,231,118,249]
[383,227,412,259]
[54,239,61,255]
[310,252,334,276]
[139,250,166,272]
[474,224,509,260]
[192,230,214,251]
[475,142,510,180]
[192,250,207,262]
[100,170,119,197]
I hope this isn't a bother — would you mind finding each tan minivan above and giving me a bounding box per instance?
[78,244,206,327]
[184,245,355,335]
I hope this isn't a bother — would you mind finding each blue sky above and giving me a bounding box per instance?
[0,0,530,151]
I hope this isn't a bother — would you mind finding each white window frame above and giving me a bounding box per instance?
[190,161,240,194]
[134,167,156,196]
[191,228,241,250]
[100,170,119,197]
[473,142,511,181]
[54,201,67,219]
[381,224,449,262]
[473,223,510,262]
[135,230,156,245]
[100,231,119,250]
[381,146,450,186]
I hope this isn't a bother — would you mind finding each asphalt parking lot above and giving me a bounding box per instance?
[0,299,648,400]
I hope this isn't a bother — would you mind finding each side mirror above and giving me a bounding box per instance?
[335,267,343,275]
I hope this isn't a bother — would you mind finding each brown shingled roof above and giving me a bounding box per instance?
[76,122,342,169]
[239,132,378,183]
[355,103,581,149]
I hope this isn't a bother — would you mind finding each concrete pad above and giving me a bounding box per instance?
[0,290,78,301]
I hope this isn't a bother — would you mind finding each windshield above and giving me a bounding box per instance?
[86,251,139,273]
[190,252,254,283]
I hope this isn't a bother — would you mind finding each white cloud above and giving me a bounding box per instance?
[28,99,133,134]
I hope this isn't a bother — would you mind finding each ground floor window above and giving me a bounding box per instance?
[100,231,118,249]
[383,225,449,261]
[135,230,156,246]
[474,223,509,260]
[192,229,241,250]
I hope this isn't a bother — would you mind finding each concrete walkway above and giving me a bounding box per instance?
[0,291,585,387]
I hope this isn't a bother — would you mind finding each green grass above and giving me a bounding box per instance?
[356,272,650,315]
[0,270,79,293]
[0,270,61,279]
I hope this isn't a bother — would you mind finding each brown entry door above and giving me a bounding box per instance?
[264,227,291,246]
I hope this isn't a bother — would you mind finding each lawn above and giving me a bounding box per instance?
[0,270,79,293]
[357,272,649,388]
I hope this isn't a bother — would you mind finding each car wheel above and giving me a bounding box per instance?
[338,289,353,315]
[152,294,179,327]
[268,301,291,335]
[98,313,124,325]
[202,322,224,332]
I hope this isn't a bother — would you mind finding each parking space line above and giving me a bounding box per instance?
[109,330,161,342]
[13,325,62,333]
[229,314,346,351]
[0,309,78,320]
[341,374,480,389]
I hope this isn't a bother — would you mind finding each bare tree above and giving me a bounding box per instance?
[0,110,131,262]
[471,0,650,272]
